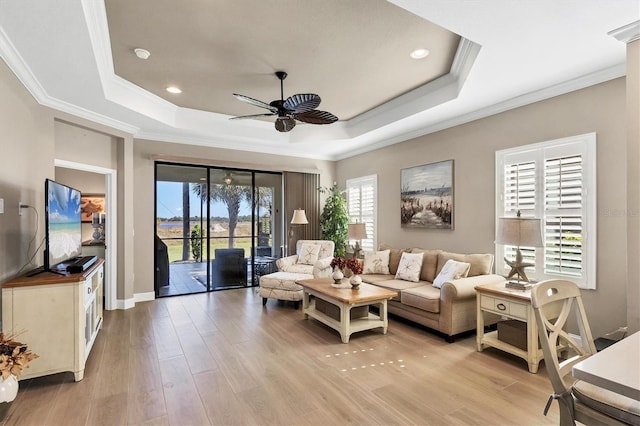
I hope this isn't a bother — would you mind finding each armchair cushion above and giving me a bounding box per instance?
[297,243,320,265]
[296,240,334,260]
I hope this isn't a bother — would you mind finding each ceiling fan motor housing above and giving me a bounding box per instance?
[231,71,338,132]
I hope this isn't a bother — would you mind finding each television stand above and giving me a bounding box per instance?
[3,259,104,381]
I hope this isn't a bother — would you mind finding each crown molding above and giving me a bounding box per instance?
[608,20,640,44]
[335,63,625,160]
[0,25,139,135]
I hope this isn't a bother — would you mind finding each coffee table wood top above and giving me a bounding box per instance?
[297,278,397,304]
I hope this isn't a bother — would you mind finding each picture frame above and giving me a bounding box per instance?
[80,194,105,223]
[401,160,454,229]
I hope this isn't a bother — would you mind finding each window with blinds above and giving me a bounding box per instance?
[495,133,596,289]
[346,175,377,252]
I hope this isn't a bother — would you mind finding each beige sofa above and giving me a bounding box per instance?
[360,245,504,342]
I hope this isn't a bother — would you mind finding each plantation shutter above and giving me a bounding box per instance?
[544,155,583,278]
[503,161,537,267]
[496,133,595,289]
[347,175,377,252]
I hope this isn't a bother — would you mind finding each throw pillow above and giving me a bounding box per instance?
[297,243,320,265]
[433,259,471,288]
[363,249,391,274]
[394,252,424,282]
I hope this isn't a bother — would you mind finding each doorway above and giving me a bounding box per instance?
[154,162,283,297]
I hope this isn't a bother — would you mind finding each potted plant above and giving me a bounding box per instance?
[319,184,349,257]
[0,333,38,404]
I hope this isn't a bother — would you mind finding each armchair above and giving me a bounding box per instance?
[276,239,334,278]
[212,248,247,287]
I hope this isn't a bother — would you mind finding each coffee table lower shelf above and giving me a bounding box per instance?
[305,299,387,343]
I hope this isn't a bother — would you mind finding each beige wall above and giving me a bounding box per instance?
[132,139,335,295]
[336,78,628,338]
[0,59,54,283]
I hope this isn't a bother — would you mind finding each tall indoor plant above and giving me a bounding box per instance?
[319,184,349,257]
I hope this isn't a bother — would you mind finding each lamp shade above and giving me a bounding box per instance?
[496,215,543,247]
[290,209,308,225]
[348,223,367,240]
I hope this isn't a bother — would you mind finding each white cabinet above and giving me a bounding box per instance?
[2,259,104,381]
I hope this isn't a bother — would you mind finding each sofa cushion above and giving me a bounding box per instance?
[401,285,441,314]
[379,244,409,275]
[411,248,442,282]
[297,243,320,265]
[395,252,423,282]
[433,259,471,288]
[363,249,390,274]
[360,274,395,284]
[436,252,494,277]
[369,278,426,292]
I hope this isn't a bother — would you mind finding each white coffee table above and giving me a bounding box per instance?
[297,278,397,343]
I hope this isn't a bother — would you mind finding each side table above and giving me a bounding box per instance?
[475,281,561,373]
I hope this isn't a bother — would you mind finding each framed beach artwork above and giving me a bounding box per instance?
[80,194,105,223]
[401,160,454,229]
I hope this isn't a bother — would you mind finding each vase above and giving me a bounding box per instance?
[0,375,18,403]
[332,268,344,284]
[350,274,362,289]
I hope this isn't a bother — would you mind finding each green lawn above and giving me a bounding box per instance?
[165,238,253,263]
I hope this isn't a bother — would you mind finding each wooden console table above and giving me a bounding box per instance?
[2,259,104,381]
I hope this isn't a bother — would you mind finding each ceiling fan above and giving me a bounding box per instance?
[230,71,338,132]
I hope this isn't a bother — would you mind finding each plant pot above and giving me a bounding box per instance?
[350,275,362,289]
[332,268,344,284]
[0,375,18,403]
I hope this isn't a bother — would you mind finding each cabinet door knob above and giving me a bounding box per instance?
[87,287,92,295]
[497,303,506,311]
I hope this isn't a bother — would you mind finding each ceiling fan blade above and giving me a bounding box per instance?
[233,94,278,113]
[275,117,296,132]
[283,94,321,114]
[229,113,276,120]
[294,110,338,125]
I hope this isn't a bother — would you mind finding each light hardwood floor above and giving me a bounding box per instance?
[5,288,559,425]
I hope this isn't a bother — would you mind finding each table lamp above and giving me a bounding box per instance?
[348,223,367,258]
[496,210,543,290]
[288,209,308,255]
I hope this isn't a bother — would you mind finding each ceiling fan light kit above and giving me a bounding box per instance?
[231,71,338,132]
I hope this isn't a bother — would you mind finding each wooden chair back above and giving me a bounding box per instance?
[530,279,597,425]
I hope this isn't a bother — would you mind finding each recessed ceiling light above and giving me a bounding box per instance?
[410,48,430,59]
[134,48,150,60]
[166,86,182,94]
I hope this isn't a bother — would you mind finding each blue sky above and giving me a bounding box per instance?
[156,182,252,219]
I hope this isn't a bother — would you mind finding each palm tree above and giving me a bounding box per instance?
[192,182,251,248]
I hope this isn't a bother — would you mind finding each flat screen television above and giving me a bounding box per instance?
[44,179,83,271]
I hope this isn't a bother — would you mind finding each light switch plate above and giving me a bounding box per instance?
[0,198,4,214]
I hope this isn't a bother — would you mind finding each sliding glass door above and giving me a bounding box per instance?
[154,162,283,297]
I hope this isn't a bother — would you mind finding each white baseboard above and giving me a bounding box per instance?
[114,292,156,310]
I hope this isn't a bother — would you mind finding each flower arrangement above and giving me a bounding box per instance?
[330,256,346,271]
[345,257,363,275]
[0,333,39,379]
